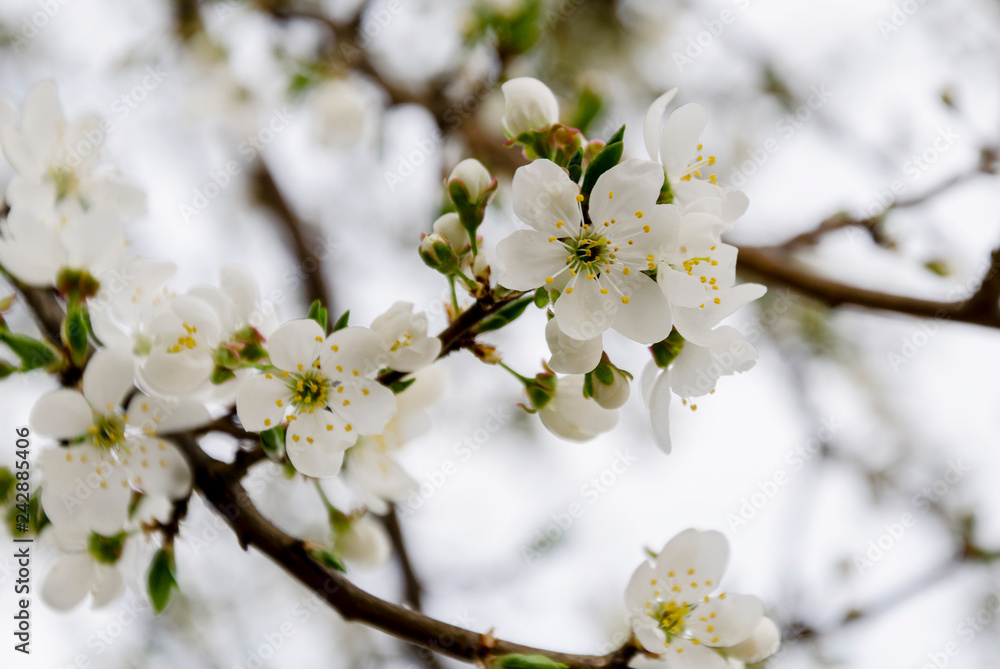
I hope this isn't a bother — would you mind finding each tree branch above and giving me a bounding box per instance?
[171,432,636,668]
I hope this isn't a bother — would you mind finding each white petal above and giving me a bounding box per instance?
[687,594,763,647]
[655,529,729,602]
[661,637,728,669]
[30,389,93,440]
[494,229,568,291]
[42,554,96,612]
[553,275,617,340]
[512,159,582,237]
[330,379,396,435]
[648,367,672,454]
[391,336,441,373]
[643,89,679,162]
[613,273,673,344]
[126,394,212,434]
[285,410,351,477]
[267,318,325,372]
[82,347,135,414]
[670,327,757,399]
[589,159,664,227]
[125,437,192,499]
[334,515,391,569]
[659,268,709,309]
[22,81,65,150]
[235,374,289,432]
[661,103,707,179]
[724,616,780,663]
[90,564,124,609]
[539,375,618,441]
[321,326,391,379]
[139,349,213,397]
[545,318,603,374]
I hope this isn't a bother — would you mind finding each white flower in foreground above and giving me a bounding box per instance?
[642,327,758,454]
[236,319,397,477]
[625,529,770,668]
[40,523,130,612]
[658,223,766,346]
[723,616,781,664]
[89,258,176,351]
[31,348,207,534]
[344,365,445,513]
[501,77,559,138]
[0,81,144,217]
[0,206,126,288]
[333,514,391,569]
[496,158,677,343]
[538,374,618,442]
[370,302,442,373]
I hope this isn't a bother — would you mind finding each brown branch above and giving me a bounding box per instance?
[251,160,335,312]
[735,245,1000,328]
[171,432,636,668]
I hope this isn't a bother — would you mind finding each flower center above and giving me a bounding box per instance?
[654,601,691,639]
[390,332,412,352]
[49,166,79,201]
[90,414,126,450]
[676,143,717,184]
[166,322,199,353]
[288,369,332,412]
[565,233,610,276]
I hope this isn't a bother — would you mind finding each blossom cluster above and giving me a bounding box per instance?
[0,78,778,668]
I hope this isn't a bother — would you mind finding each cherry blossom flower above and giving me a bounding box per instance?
[236,319,397,478]
[496,158,677,343]
[40,522,131,612]
[31,348,208,535]
[333,514,392,569]
[538,374,618,441]
[501,77,560,138]
[625,529,772,668]
[370,302,442,373]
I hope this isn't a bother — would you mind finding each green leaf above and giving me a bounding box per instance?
[533,286,550,308]
[89,532,127,565]
[307,300,329,333]
[259,426,286,459]
[606,124,626,145]
[309,547,347,573]
[210,366,236,385]
[147,547,179,613]
[0,330,57,372]
[580,133,624,197]
[650,330,685,368]
[488,654,569,669]
[474,295,534,334]
[63,305,90,367]
[0,467,14,504]
[332,310,350,333]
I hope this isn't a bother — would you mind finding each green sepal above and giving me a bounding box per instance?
[89,531,127,565]
[566,147,584,183]
[525,372,557,411]
[650,330,686,368]
[488,655,569,669]
[0,329,57,372]
[307,300,329,333]
[213,345,240,368]
[580,126,625,197]
[332,310,350,332]
[147,546,179,613]
[63,303,90,368]
[474,295,534,334]
[309,547,347,573]
[259,426,286,460]
[210,366,236,384]
[0,467,14,504]
[533,286,550,309]
[389,377,416,394]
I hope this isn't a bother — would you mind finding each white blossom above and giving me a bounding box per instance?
[501,77,559,138]
[538,374,618,442]
[624,529,770,668]
[496,158,677,343]
[333,514,391,569]
[370,302,442,373]
[236,319,397,478]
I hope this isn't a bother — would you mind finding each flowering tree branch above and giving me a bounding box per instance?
[170,431,638,669]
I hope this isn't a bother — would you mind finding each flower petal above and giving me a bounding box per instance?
[686,594,763,648]
[30,389,93,440]
[643,88,679,162]
[90,564,124,609]
[267,318,325,372]
[662,637,728,669]
[322,326,391,379]
[661,103,707,179]
[82,347,135,414]
[126,394,212,434]
[285,409,351,477]
[545,318,603,374]
[553,274,618,340]
[590,159,664,227]
[42,553,96,612]
[139,349,214,397]
[648,368,672,454]
[125,437,192,500]
[655,529,729,603]
[512,159,582,237]
[724,616,780,663]
[236,374,290,432]
[613,273,673,344]
[331,378,397,435]
[494,229,569,292]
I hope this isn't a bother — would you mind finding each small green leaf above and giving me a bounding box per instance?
[0,330,57,372]
[389,377,416,394]
[210,366,236,385]
[309,547,347,573]
[475,295,534,334]
[147,546,179,613]
[332,310,350,332]
[259,426,286,459]
[606,124,626,145]
[213,346,240,368]
[89,532,127,565]
[488,654,569,669]
[308,300,329,333]
[581,135,624,197]
[593,357,615,386]
[0,467,15,504]
[566,147,584,183]
[533,286,550,308]
[63,304,90,367]
[650,330,685,368]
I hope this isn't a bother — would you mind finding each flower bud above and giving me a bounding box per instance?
[419,233,460,275]
[724,616,781,664]
[448,158,493,202]
[592,367,630,410]
[432,212,470,251]
[501,77,559,138]
[333,515,391,569]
